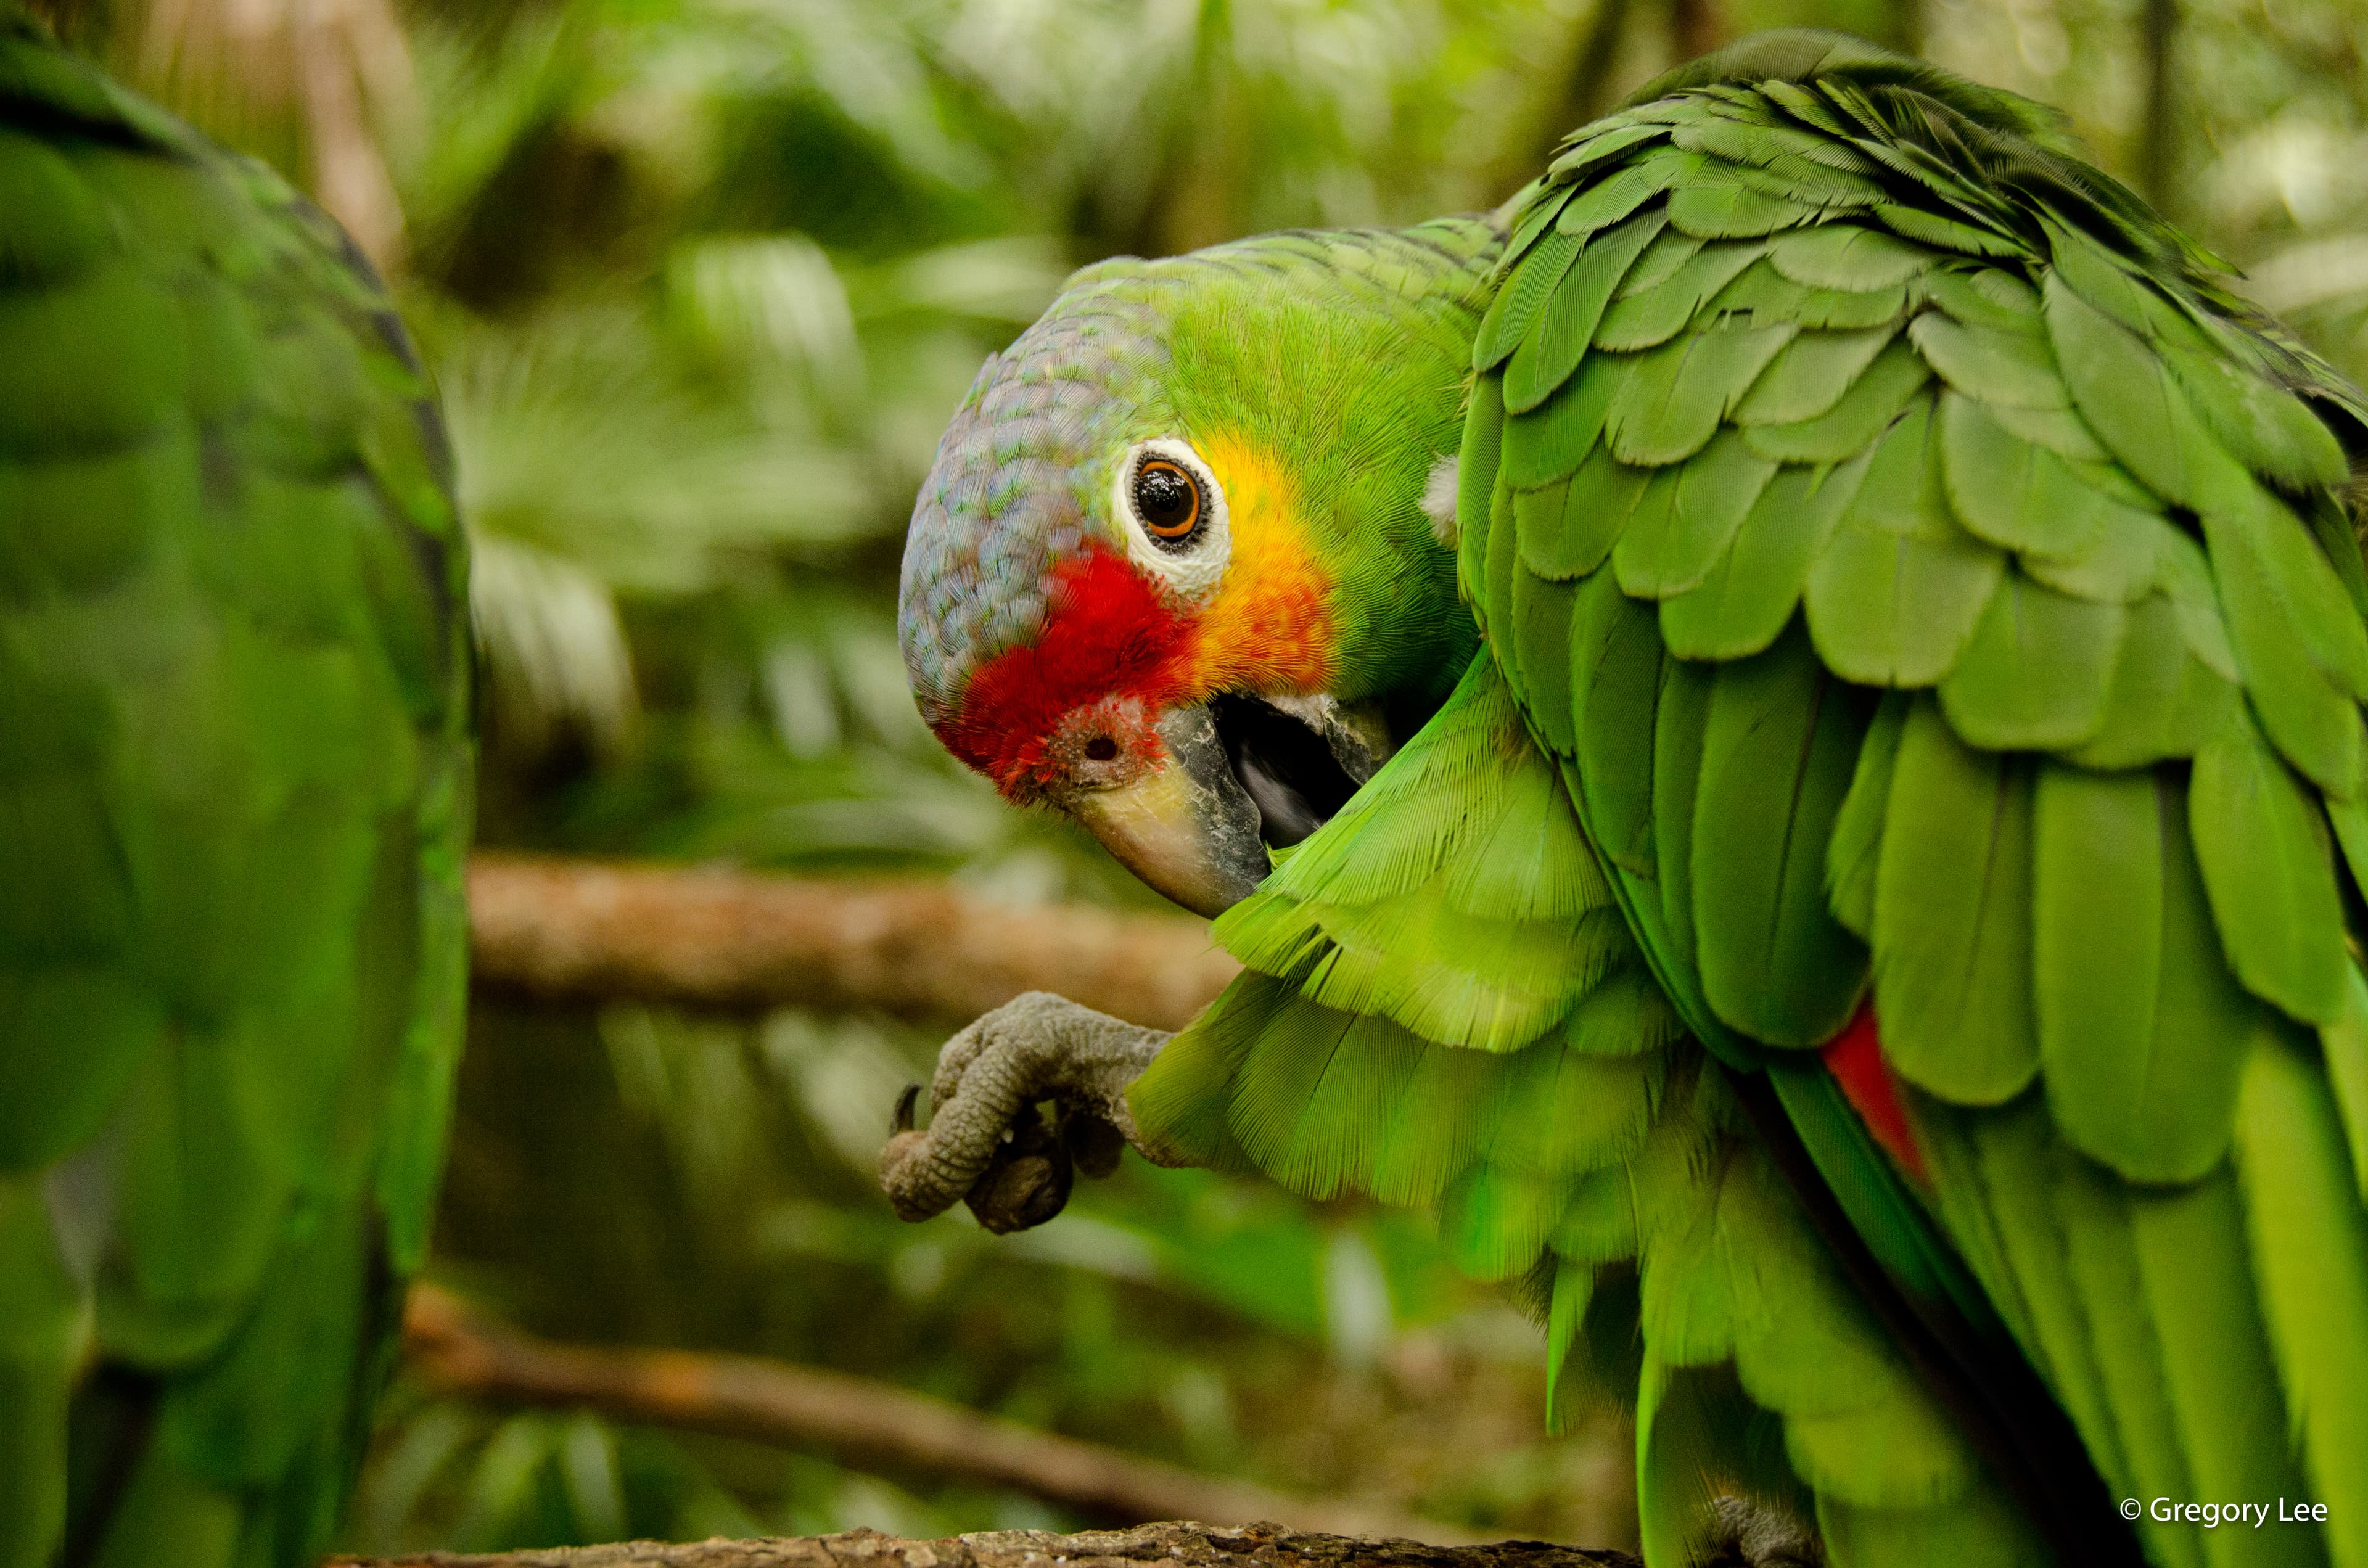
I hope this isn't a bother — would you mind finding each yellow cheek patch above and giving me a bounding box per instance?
[1187,433,1336,695]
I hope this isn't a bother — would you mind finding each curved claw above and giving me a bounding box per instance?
[876,991,1174,1229]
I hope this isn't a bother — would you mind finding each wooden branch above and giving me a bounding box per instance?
[334,1521,1640,1568]
[466,853,1240,1032]
[403,1289,1476,1546]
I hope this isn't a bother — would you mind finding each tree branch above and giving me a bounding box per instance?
[403,1289,1476,1545]
[334,1521,1640,1568]
[466,854,1240,1032]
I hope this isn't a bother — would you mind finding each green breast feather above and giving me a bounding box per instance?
[1133,31,2368,1568]
[0,9,471,1567]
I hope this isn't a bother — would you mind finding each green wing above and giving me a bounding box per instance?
[1131,655,2045,1567]
[1457,29,2368,1568]
[0,11,471,1566]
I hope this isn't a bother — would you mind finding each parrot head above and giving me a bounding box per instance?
[899,222,1500,916]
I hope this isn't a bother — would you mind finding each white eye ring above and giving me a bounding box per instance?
[1115,438,1230,597]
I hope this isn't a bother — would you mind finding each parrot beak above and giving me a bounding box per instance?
[1066,704,1270,919]
[1063,695,1395,919]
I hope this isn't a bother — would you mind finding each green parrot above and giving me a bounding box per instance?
[886,30,2368,1568]
[1,9,471,1567]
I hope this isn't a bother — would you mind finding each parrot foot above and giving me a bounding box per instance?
[878,991,1175,1233]
[1698,1496,1822,1568]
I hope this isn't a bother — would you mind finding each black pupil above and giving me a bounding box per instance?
[1137,462,1197,536]
[1085,736,1118,761]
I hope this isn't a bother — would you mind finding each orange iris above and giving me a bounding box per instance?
[1135,459,1201,538]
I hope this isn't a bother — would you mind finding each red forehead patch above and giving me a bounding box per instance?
[940,546,1194,796]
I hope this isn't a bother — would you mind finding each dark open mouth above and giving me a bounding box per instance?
[1210,694,1363,849]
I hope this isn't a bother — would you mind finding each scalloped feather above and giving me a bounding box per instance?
[1936,390,2157,559]
[1606,317,1798,465]
[1733,326,1899,425]
[1593,240,1765,352]
[1937,570,2124,750]
[2189,715,2349,1025]
[1692,625,1872,1045]
[1804,396,2005,687]
[2197,491,2368,799]
[1738,335,1930,460]
[1870,700,2041,1104]
[2066,594,2237,768]
[1505,211,1668,413]
[1659,451,1872,660]
[1610,428,1778,598]
[1502,356,1622,488]
[1909,310,2068,409]
[1769,225,1930,290]
[2038,766,2259,1180]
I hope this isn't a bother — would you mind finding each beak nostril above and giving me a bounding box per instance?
[1084,736,1119,762]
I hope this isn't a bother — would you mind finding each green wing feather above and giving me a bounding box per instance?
[0,11,471,1566]
[1132,653,2025,1564]
[1444,27,2368,1568]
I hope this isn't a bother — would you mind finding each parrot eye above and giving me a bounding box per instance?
[1132,458,1204,545]
[1114,438,1229,594]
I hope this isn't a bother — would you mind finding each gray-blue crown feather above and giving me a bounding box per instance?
[897,266,1181,727]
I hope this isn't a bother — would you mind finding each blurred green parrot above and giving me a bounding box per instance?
[1,8,471,1567]
[887,30,2368,1568]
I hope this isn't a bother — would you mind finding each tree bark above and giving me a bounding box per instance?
[466,854,1240,1032]
[332,1521,1640,1568]
[404,1289,1471,1546]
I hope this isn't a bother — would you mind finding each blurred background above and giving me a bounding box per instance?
[27,0,2368,1553]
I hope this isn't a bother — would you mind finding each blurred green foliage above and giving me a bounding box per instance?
[39,0,2368,1553]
